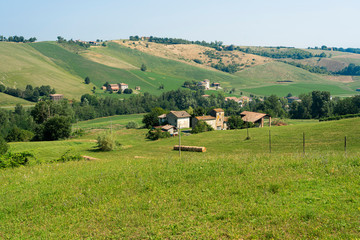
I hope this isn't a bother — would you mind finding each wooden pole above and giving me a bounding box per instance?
[269,130,271,154]
[345,136,347,156]
[247,123,249,139]
[303,132,305,156]
[178,127,181,159]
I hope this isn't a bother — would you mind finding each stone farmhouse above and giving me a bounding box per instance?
[159,111,191,129]
[50,94,64,101]
[155,124,177,135]
[106,83,129,92]
[192,108,227,131]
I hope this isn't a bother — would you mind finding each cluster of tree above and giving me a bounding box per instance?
[284,61,330,74]
[0,84,56,102]
[0,35,36,43]
[309,45,360,55]
[129,36,224,50]
[237,47,315,59]
[56,36,90,48]
[336,64,360,76]
[211,62,240,73]
[182,81,205,92]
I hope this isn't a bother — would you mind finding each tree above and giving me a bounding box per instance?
[0,84,5,92]
[311,91,331,118]
[84,76,90,84]
[123,88,133,94]
[42,116,71,141]
[142,107,165,128]
[141,63,147,71]
[0,137,9,155]
[227,116,244,129]
[146,128,170,140]
[191,121,214,134]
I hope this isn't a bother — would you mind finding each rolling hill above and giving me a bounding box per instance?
[1,40,360,107]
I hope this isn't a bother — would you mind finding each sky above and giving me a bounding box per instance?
[1,0,359,48]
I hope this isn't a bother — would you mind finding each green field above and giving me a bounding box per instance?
[75,113,145,130]
[1,116,360,238]
[0,42,91,100]
[0,92,35,107]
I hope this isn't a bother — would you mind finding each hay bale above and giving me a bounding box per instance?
[173,145,206,152]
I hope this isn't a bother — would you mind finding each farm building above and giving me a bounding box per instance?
[225,97,241,103]
[239,96,251,103]
[287,96,301,103]
[202,94,210,98]
[192,108,227,130]
[212,82,221,88]
[49,94,64,101]
[241,111,271,128]
[101,86,107,90]
[107,84,119,92]
[135,86,141,90]
[165,111,191,129]
[155,124,177,135]
[119,83,128,91]
[158,114,167,125]
[198,79,210,89]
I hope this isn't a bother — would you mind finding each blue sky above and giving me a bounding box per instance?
[1,0,359,48]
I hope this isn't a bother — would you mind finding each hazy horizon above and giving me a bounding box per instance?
[1,0,359,48]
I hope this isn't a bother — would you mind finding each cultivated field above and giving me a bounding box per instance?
[1,116,360,239]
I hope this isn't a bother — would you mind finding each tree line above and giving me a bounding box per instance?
[0,35,36,43]
[1,87,360,143]
[0,84,56,102]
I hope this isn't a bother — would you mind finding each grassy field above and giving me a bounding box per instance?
[1,116,360,239]
[0,92,35,107]
[0,42,91,100]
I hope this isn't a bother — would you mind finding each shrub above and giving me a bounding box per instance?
[96,134,116,151]
[6,127,34,142]
[0,137,9,155]
[126,121,139,129]
[71,128,85,137]
[140,63,147,71]
[0,152,33,168]
[146,128,170,140]
[55,150,82,162]
[227,116,244,129]
[123,88,133,94]
[191,121,214,134]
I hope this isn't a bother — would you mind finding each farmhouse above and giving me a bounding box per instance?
[198,79,210,89]
[192,108,227,130]
[158,114,167,125]
[212,82,221,88]
[135,86,141,91]
[166,111,191,129]
[239,96,251,103]
[49,94,64,101]
[225,96,241,103]
[101,86,107,90]
[287,96,301,103]
[119,83,128,91]
[107,84,120,92]
[241,111,271,128]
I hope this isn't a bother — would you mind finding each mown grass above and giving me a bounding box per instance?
[0,42,91,100]
[1,117,360,238]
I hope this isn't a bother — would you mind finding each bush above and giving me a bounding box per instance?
[191,121,214,134]
[126,121,139,129]
[0,152,33,168]
[0,137,9,155]
[96,134,116,151]
[227,116,245,129]
[146,128,170,140]
[141,63,147,71]
[6,127,34,142]
[55,150,82,162]
[123,88,133,94]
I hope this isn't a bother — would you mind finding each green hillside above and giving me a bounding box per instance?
[1,41,359,108]
[0,92,34,107]
[0,42,91,99]
[2,117,360,238]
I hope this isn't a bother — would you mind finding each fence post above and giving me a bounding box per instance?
[269,130,271,154]
[303,132,305,156]
[178,127,181,159]
[344,136,347,156]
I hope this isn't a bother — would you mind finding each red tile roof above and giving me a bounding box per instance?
[195,116,216,121]
[168,111,191,118]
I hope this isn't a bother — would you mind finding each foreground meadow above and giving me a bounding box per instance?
[1,116,360,239]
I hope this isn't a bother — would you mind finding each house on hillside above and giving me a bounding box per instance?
[225,97,241,104]
[135,86,141,91]
[192,108,227,131]
[239,96,250,103]
[241,111,271,128]
[212,82,221,89]
[50,94,64,101]
[107,84,120,92]
[119,83,128,91]
[155,124,177,135]
[287,96,301,103]
[198,79,210,89]
[165,111,191,129]
[102,86,107,90]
